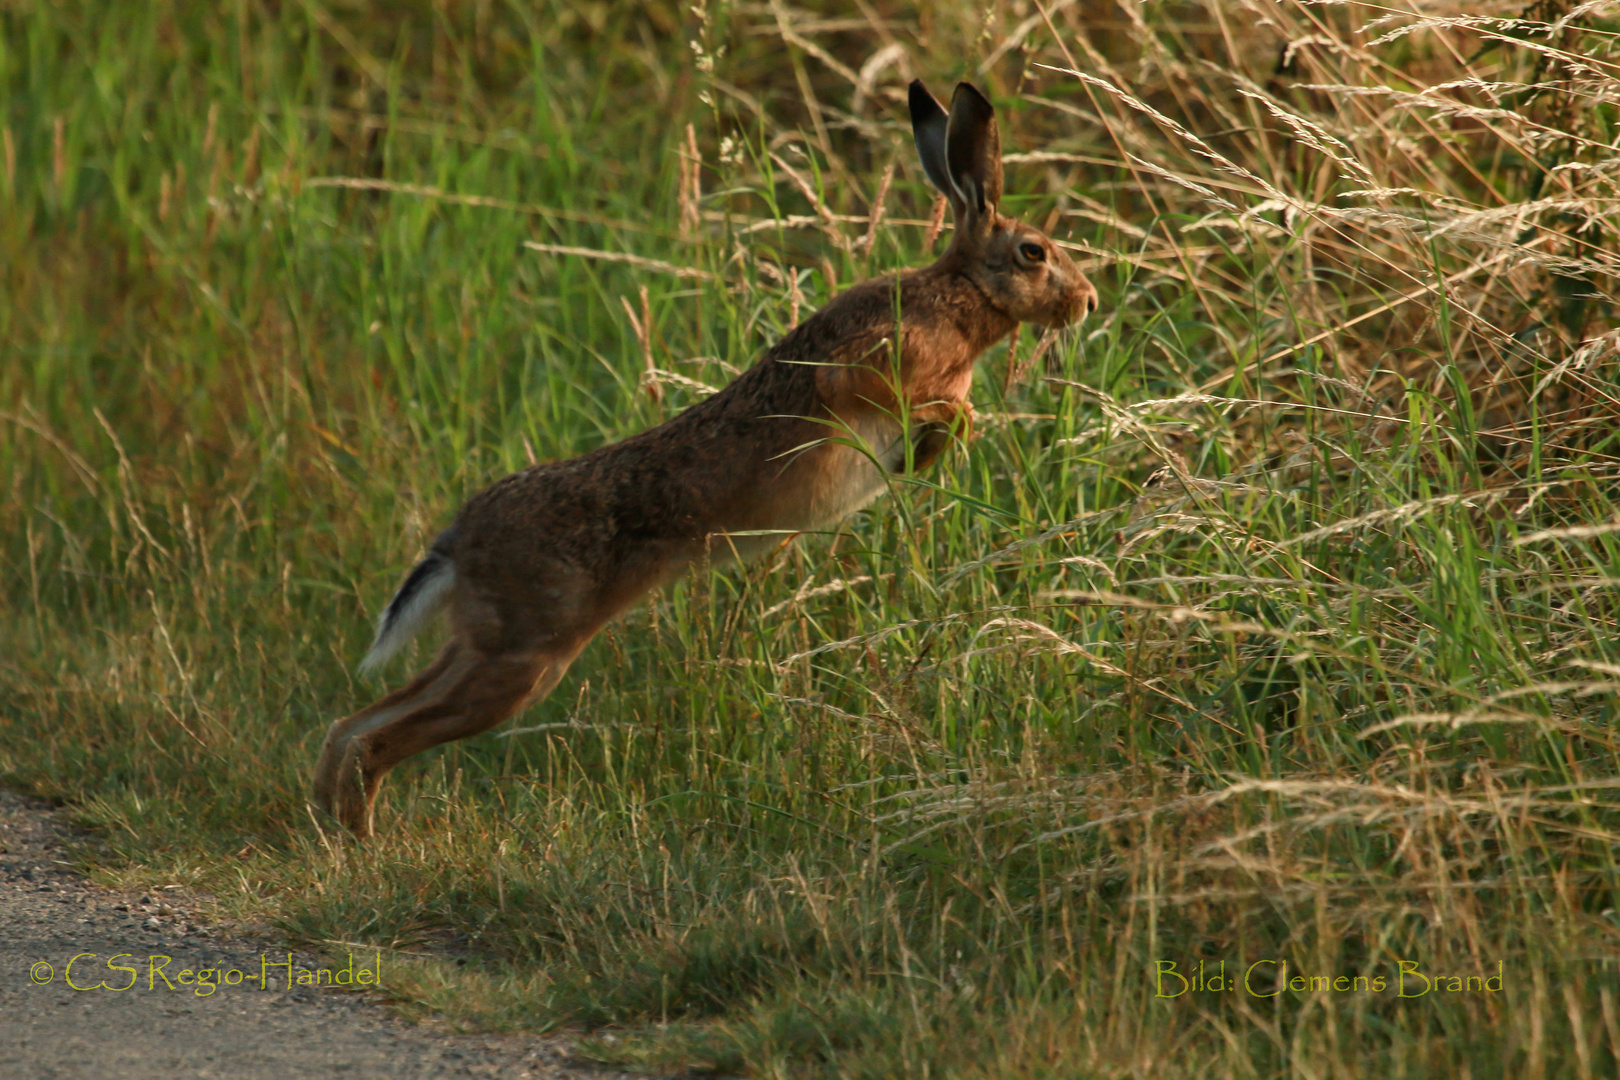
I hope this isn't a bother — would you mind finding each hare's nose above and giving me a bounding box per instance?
[1076,279,1098,318]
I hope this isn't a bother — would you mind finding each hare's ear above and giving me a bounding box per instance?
[945,82,1002,222]
[909,80,963,213]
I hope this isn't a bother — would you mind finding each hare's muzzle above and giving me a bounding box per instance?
[1074,278,1100,324]
[1047,268,1098,330]
[1041,241,1098,329]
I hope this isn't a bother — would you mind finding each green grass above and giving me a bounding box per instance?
[6,1,1620,1076]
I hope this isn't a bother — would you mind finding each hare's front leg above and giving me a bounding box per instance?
[905,400,976,473]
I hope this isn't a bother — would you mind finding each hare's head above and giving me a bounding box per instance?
[910,80,1097,329]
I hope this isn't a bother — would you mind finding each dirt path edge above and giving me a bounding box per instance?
[0,787,643,1080]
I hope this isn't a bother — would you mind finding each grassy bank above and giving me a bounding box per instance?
[5,1,1620,1075]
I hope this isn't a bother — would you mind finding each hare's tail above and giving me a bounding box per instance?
[359,527,458,675]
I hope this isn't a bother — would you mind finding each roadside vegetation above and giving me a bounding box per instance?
[4,0,1620,1075]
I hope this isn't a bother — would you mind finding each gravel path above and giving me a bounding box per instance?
[0,789,638,1079]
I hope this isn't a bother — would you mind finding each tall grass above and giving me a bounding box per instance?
[4,0,1620,1075]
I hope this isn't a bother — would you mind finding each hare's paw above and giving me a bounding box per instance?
[904,404,973,473]
[904,424,948,472]
[911,399,974,428]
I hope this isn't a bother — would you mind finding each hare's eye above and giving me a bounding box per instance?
[1018,242,1046,264]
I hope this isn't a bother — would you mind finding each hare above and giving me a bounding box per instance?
[312,80,1099,839]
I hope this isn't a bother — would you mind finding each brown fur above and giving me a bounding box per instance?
[312,81,1099,838]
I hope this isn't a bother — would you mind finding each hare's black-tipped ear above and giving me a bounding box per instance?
[909,80,961,211]
[945,82,1002,217]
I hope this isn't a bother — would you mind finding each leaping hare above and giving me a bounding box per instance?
[313,80,1099,838]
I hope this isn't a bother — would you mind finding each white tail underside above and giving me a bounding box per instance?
[358,562,456,676]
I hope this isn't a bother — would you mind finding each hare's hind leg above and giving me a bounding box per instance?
[312,640,582,839]
[312,642,471,836]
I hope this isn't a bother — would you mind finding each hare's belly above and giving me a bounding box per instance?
[801,414,905,527]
